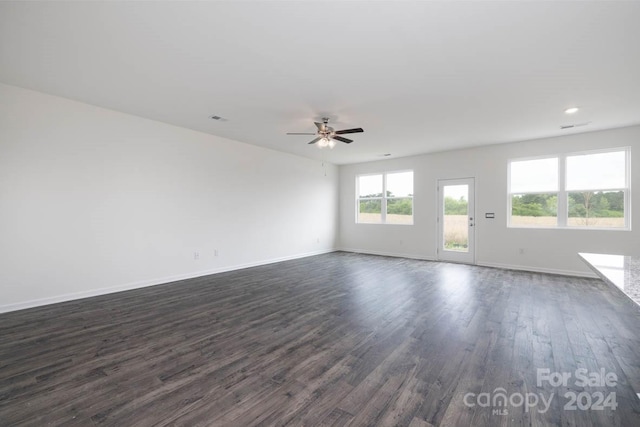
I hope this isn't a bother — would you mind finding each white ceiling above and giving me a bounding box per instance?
[2,1,640,165]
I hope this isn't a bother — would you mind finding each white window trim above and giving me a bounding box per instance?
[356,170,414,225]
[508,147,631,230]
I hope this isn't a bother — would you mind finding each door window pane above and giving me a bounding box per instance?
[443,185,468,252]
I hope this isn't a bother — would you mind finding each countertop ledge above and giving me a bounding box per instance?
[579,252,640,309]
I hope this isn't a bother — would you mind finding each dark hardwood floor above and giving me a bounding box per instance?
[1,252,640,426]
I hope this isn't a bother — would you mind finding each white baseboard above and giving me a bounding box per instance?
[0,249,337,314]
[2,249,598,314]
[338,247,436,262]
[339,247,597,278]
[475,261,598,278]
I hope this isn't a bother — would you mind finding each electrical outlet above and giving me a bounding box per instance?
[214,249,218,257]
[519,248,525,255]
[194,252,200,260]
[316,237,320,244]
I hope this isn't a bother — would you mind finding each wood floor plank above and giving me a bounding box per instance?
[1,252,640,426]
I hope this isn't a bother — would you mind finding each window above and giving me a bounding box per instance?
[509,157,559,227]
[566,151,626,228]
[508,148,630,229]
[357,171,413,224]
[357,174,383,224]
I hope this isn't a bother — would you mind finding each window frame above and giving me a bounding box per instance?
[507,147,631,230]
[356,170,414,225]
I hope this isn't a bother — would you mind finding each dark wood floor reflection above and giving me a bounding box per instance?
[1,252,640,426]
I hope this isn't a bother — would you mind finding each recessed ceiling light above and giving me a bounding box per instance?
[381,153,392,157]
[209,115,227,121]
[564,107,579,114]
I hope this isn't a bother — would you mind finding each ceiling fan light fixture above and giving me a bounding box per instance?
[287,117,363,148]
[316,137,337,149]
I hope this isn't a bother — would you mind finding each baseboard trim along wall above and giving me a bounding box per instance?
[338,248,437,262]
[2,249,600,314]
[475,261,598,279]
[339,248,598,278]
[0,249,337,314]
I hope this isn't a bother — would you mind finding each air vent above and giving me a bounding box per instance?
[560,122,590,130]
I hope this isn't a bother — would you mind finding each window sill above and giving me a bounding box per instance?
[507,225,631,231]
[356,222,414,226]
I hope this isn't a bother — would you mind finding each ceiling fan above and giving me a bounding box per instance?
[286,117,364,148]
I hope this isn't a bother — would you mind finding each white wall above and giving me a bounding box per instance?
[0,83,338,312]
[339,126,640,276]
[2,82,638,313]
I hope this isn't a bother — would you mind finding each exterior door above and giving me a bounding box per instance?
[438,178,475,264]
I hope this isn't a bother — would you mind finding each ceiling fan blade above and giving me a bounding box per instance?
[333,136,353,144]
[334,128,364,135]
[308,137,322,145]
[314,122,326,132]
[286,132,316,135]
